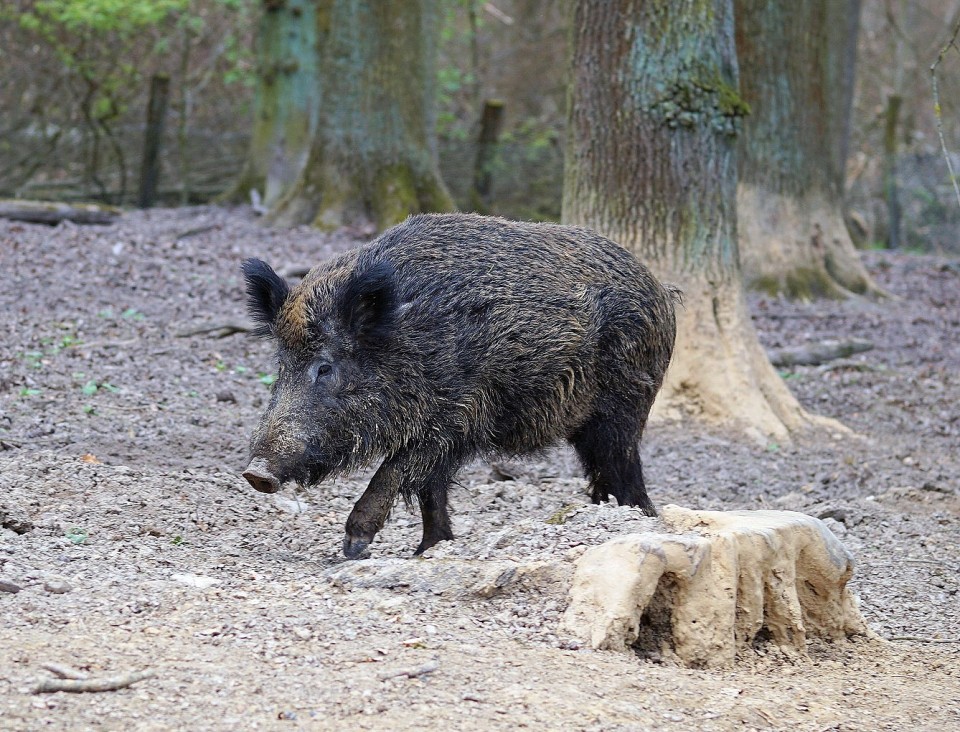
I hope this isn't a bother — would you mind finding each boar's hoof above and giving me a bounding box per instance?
[242,460,281,494]
[342,534,372,560]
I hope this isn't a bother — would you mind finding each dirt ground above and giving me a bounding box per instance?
[1,206,958,731]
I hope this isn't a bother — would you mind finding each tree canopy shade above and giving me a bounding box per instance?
[563,0,837,440]
[734,0,883,299]
[231,0,453,231]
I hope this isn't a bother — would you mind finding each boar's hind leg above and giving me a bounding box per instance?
[571,412,657,517]
[415,486,454,556]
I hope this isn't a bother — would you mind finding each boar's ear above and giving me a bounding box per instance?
[242,258,289,338]
[339,261,397,347]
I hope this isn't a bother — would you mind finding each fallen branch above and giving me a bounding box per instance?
[888,636,960,644]
[32,669,155,694]
[768,338,874,368]
[41,662,89,680]
[175,322,252,338]
[0,199,121,226]
[377,659,439,681]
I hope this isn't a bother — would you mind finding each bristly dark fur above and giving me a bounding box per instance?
[242,258,290,338]
[338,260,397,348]
[242,213,681,557]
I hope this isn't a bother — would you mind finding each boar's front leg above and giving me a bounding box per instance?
[343,450,457,559]
[343,457,404,559]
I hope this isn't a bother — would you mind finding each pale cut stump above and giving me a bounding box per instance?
[561,505,873,667]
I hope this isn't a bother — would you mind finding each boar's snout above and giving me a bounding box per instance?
[242,458,281,494]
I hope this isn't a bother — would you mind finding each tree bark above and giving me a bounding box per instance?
[247,0,453,231]
[564,0,837,441]
[225,0,320,206]
[137,74,170,209]
[735,0,884,299]
[883,93,903,249]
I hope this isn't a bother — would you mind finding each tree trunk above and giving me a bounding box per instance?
[883,93,903,249]
[257,0,453,231]
[735,0,884,299]
[226,0,320,207]
[564,0,836,441]
[138,74,170,209]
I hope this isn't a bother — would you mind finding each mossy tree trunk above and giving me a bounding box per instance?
[735,0,883,299]
[564,0,837,441]
[227,0,320,206]
[255,0,453,231]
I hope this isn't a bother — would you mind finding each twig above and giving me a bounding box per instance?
[931,14,960,210]
[72,338,139,350]
[41,662,89,680]
[32,669,155,694]
[888,636,960,644]
[817,360,883,374]
[377,659,439,681]
[174,224,220,241]
[175,322,251,338]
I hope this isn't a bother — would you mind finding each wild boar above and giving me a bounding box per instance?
[241,213,680,558]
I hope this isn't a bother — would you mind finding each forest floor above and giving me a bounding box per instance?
[0,206,958,731]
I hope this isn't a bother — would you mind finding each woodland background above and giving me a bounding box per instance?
[1,0,959,253]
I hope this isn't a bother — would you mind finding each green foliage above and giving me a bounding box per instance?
[65,527,89,544]
[22,0,188,34]
[436,0,480,139]
[16,0,189,116]
[8,0,257,201]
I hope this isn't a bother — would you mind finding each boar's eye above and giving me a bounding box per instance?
[308,361,333,383]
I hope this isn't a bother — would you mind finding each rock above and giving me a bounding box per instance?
[325,557,571,600]
[0,503,34,534]
[0,579,22,594]
[273,495,310,514]
[171,573,220,589]
[43,579,72,594]
[561,505,873,667]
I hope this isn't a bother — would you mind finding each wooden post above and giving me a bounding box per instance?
[883,93,902,249]
[138,74,171,209]
[471,99,505,211]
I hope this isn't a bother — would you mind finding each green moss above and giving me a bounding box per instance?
[649,64,749,136]
[545,504,579,526]
[750,267,846,301]
[371,164,420,231]
[713,75,751,118]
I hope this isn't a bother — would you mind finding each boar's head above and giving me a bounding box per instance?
[240,256,399,494]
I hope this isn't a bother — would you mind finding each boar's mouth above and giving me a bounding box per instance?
[242,453,334,494]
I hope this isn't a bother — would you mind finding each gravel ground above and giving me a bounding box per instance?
[0,206,958,731]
